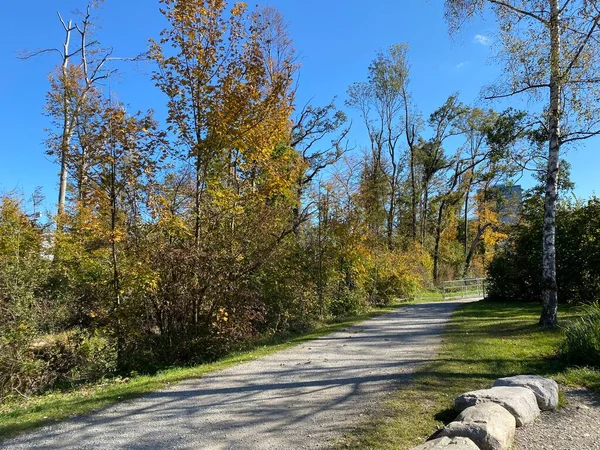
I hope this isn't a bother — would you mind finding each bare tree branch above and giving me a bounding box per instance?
[484,83,551,99]
[561,128,600,143]
[17,48,63,60]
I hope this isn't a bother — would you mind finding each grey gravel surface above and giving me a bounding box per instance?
[515,387,600,450]
[1,301,469,450]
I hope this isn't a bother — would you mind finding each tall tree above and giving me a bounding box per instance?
[418,95,464,248]
[150,0,296,245]
[347,44,411,248]
[149,0,302,340]
[290,100,350,223]
[150,0,242,245]
[24,4,114,220]
[80,101,162,368]
[460,109,526,276]
[445,0,600,327]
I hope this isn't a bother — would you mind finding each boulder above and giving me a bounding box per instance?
[455,386,540,426]
[411,436,480,449]
[439,402,515,450]
[493,375,559,411]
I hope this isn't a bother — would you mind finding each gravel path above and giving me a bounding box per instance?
[515,386,600,450]
[1,301,467,450]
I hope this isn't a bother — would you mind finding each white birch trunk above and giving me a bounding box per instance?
[540,0,562,327]
[57,21,73,218]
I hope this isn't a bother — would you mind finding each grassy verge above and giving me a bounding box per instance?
[340,300,600,450]
[413,289,444,303]
[0,302,404,441]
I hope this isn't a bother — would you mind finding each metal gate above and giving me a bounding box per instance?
[441,278,486,300]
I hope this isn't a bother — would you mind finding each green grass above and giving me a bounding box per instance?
[0,302,403,441]
[5,300,599,446]
[339,300,600,450]
[412,287,484,303]
[413,289,445,303]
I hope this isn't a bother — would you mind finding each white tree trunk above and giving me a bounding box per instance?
[57,22,72,218]
[540,0,561,327]
[57,117,71,217]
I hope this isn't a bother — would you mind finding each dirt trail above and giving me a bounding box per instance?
[2,301,469,450]
[515,387,600,450]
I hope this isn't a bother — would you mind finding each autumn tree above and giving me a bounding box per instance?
[290,100,350,222]
[461,109,526,276]
[0,195,47,327]
[147,0,308,358]
[445,0,600,327]
[150,0,296,241]
[347,44,411,248]
[417,96,465,251]
[78,101,162,365]
[151,0,238,244]
[23,3,115,221]
[414,98,524,281]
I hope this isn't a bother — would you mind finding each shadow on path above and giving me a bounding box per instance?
[3,301,469,450]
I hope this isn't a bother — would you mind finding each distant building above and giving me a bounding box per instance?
[494,185,523,224]
[477,184,523,225]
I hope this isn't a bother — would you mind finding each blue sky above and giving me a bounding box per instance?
[1,0,597,211]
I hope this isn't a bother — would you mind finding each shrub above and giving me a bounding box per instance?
[487,196,600,304]
[366,245,430,305]
[329,285,368,316]
[0,329,117,400]
[561,303,600,368]
[70,330,117,381]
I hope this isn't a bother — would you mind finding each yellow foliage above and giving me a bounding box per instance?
[217,307,229,322]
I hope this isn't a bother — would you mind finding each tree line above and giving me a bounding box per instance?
[3,0,598,399]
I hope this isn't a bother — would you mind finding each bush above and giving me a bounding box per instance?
[0,329,116,400]
[365,245,430,305]
[486,245,541,302]
[487,196,600,304]
[561,303,600,368]
[69,330,117,381]
[329,285,368,316]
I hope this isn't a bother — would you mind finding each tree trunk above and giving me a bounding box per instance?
[56,24,73,219]
[410,144,418,241]
[387,163,398,250]
[57,135,70,217]
[408,135,417,241]
[194,150,202,247]
[540,0,561,328]
[421,184,429,246]
[109,144,123,370]
[463,223,491,278]
[433,199,446,283]
[317,194,324,318]
[464,189,469,257]
[404,94,417,242]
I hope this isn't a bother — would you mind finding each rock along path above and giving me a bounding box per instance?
[2,301,470,450]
